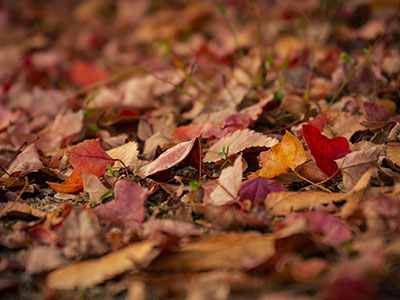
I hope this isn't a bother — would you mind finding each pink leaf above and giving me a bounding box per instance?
[94,180,148,227]
[239,177,286,207]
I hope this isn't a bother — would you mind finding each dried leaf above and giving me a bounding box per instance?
[386,142,400,166]
[137,138,199,178]
[7,144,44,176]
[82,173,109,205]
[150,232,275,272]
[336,144,384,191]
[47,239,161,290]
[106,141,139,170]
[204,129,278,163]
[48,139,114,193]
[209,156,243,206]
[265,168,374,217]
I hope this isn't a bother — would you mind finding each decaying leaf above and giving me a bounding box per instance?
[204,129,278,163]
[47,238,162,290]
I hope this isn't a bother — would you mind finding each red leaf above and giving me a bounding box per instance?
[239,177,286,207]
[94,179,148,227]
[69,61,109,87]
[48,139,114,193]
[302,124,351,177]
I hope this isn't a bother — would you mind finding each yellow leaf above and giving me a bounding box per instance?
[259,145,288,178]
[258,131,306,178]
[278,130,307,170]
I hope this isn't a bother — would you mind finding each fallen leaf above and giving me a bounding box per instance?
[137,138,199,178]
[258,130,307,178]
[265,168,374,217]
[209,156,243,206]
[0,202,46,220]
[69,61,109,87]
[150,232,275,272]
[239,177,286,207]
[277,131,307,170]
[26,246,68,274]
[7,144,44,176]
[204,129,278,163]
[48,139,114,193]
[336,144,384,191]
[172,123,214,141]
[94,179,148,227]
[60,208,108,259]
[82,173,109,205]
[302,124,351,177]
[277,211,351,246]
[142,219,203,238]
[47,238,162,290]
[259,146,288,178]
[386,142,400,166]
[106,141,139,170]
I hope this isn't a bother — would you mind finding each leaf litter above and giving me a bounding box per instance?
[0,1,400,299]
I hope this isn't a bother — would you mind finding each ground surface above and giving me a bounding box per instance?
[1,1,400,299]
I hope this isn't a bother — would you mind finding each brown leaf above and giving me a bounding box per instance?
[336,144,384,191]
[265,168,374,217]
[386,142,400,166]
[209,156,243,206]
[47,239,162,290]
[7,144,44,176]
[150,232,275,272]
[204,129,278,163]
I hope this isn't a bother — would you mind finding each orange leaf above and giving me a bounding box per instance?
[259,144,288,178]
[48,140,114,193]
[70,61,109,87]
[258,131,306,178]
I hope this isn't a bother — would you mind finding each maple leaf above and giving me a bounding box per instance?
[302,124,351,177]
[48,139,114,193]
[258,130,307,178]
